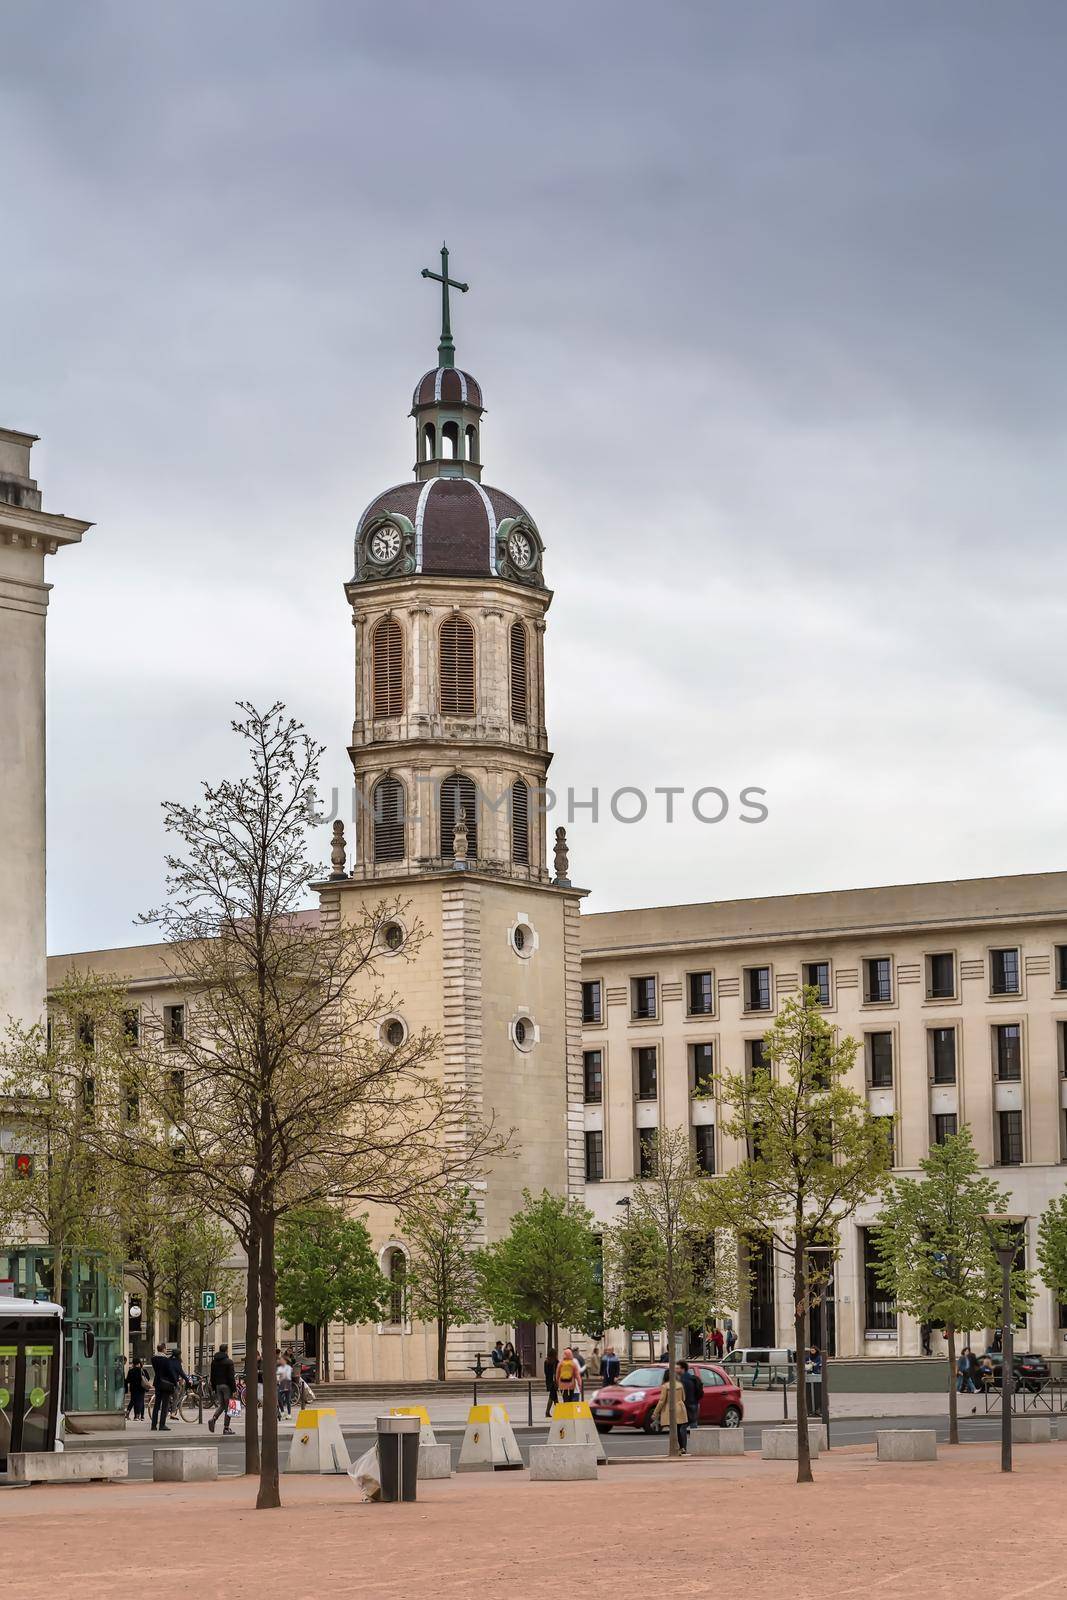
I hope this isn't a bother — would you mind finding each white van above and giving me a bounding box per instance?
[720,1347,795,1383]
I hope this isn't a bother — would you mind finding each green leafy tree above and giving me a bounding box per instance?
[477,1189,601,1349]
[276,1205,388,1380]
[1037,1193,1067,1310]
[603,1125,741,1454]
[875,1126,1031,1444]
[713,989,890,1483]
[399,1184,486,1380]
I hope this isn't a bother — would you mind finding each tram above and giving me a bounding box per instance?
[0,1297,63,1470]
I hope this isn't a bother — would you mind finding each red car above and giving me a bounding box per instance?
[590,1363,744,1433]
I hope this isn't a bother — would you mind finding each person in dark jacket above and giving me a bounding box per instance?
[124,1357,148,1421]
[150,1343,178,1431]
[208,1344,237,1435]
[679,1359,703,1440]
[599,1346,621,1386]
[543,1347,559,1417]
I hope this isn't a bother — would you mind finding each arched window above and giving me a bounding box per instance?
[372,775,406,863]
[439,772,478,860]
[439,615,476,716]
[384,1247,406,1326]
[509,620,528,724]
[422,422,436,460]
[371,617,404,718]
[464,424,478,462]
[441,421,459,460]
[511,779,530,865]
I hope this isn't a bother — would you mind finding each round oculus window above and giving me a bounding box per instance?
[382,921,405,952]
[512,1016,535,1051]
[383,1017,406,1047]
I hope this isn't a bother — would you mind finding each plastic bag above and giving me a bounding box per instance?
[350,1444,381,1502]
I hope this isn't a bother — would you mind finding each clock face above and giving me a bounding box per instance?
[369,523,401,564]
[508,529,534,569]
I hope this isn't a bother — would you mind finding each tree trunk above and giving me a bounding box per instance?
[51,1245,63,1313]
[794,1238,813,1484]
[665,1312,679,1457]
[257,1211,281,1509]
[946,1324,959,1445]
[437,1317,447,1381]
[320,1321,330,1384]
[244,1222,260,1478]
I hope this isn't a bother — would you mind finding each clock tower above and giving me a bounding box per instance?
[317,251,586,1382]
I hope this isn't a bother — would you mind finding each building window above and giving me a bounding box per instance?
[803,961,831,1007]
[637,1126,657,1178]
[687,971,714,1016]
[583,1049,603,1105]
[77,1016,95,1051]
[862,1227,897,1332]
[384,1247,407,1325]
[930,1027,957,1085]
[867,1032,893,1088]
[933,1112,958,1146]
[372,775,406,863]
[1059,1020,1067,1078]
[864,958,892,1004]
[509,620,528,724]
[694,1124,715,1175]
[927,952,956,1000]
[123,1009,140,1046]
[163,1005,185,1046]
[631,976,657,1020]
[582,981,602,1025]
[510,779,529,865]
[371,617,405,718]
[1056,945,1067,993]
[997,1110,1024,1166]
[690,1042,714,1094]
[990,947,1020,996]
[634,1046,658,1101]
[746,1037,769,1077]
[994,1023,1022,1081]
[744,967,772,1012]
[439,772,478,859]
[584,1130,604,1182]
[439,615,476,716]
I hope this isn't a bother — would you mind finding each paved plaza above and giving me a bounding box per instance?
[5,1438,1065,1600]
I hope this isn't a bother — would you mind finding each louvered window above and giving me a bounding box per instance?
[439,773,478,859]
[371,617,404,718]
[439,615,476,716]
[511,779,530,864]
[509,620,528,724]
[372,776,406,863]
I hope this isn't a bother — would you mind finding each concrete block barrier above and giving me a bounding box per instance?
[761,1429,822,1461]
[9,1450,128,1484]
[687,1428,745,1457]
[152,1448,219,1482]
[417,1442,453,1479]
[529,1443,598,1481]
[1012,1416,1053,1444]
[876,1429,937,1462]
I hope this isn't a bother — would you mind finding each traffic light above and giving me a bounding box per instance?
[13,1153,33,1177]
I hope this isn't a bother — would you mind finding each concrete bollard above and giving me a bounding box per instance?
[761,1428,822,1461]
[417,1442,453,1479]
[687,1429,745,1457]
[152,1447,219,1482]
[1012,1416,1053,1444]
[529,1443,598,1481]
[876,1429,937,1462]
[8,1450,128,1484]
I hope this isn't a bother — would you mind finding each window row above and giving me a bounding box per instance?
[583,1123,716,1183]
[368,614,530,724]
[367,773,532,866]
[582,944,1067,1026]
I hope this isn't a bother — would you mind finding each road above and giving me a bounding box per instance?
[80,1413,1015,1481]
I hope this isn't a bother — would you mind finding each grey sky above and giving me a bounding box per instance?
[5,1,1066,952]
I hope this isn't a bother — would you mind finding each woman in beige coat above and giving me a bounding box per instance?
[651,1368,689,1453]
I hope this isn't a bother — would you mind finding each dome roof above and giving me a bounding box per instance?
[354,478,539,582]
[411,367,484,411]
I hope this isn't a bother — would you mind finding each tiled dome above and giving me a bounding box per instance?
[411,367,484,411]
[355,478,532,579]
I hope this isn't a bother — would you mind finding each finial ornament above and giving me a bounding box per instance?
[330,819,348,879]
[553,826,570,886]
[452,804,469,868]
[421,243,469,369]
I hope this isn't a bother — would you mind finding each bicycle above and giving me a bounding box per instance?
[176,1374,213,1424]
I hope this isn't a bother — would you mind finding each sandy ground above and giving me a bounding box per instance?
[5,1438,1066,1600]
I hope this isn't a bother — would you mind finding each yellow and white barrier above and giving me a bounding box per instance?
[390,1406,437,1446]
[458,1402,523,1471]
[549,1400,607,1463]
[285,1407,352,1475]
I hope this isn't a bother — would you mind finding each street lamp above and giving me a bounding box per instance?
[984,1220,1015,1475]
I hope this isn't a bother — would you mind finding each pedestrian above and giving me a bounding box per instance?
[544,1346,559,1417]
[590,1344,602,1378]
[990,1328,1003,1355]
[652,1364,690,1453]
[501,1341,518,1379]
[556,1349,580,1402]
[124,1356,147,1421]
[805,1344,822,1374]
[726,1325,737,1356]
[978,1354,996,1395]
[571,1348,586,1395]
[956,1347,977,1394]
[150,1342,177,1432]
[276,1353,293,1417]
[208,1343,237,1436]
[920,1323,933,1356]
[600,1345,621,1386]
[490,1340,506,1370]
[711,1325,725,1361]
[679,1358,704,1437]
[256,1351,263,1410]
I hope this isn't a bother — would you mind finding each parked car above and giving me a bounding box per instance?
[589,1363,744,1433]
[719,1347,796,1386]
[983,1351,1050,1393]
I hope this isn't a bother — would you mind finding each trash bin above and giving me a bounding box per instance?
[376,1414,420,1503]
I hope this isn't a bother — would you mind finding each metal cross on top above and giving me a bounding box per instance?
[421,242,469,369]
